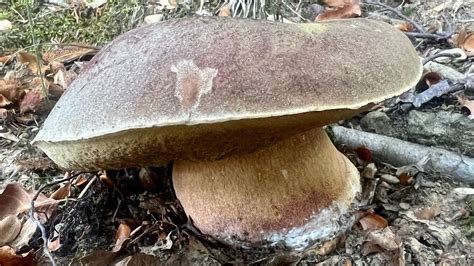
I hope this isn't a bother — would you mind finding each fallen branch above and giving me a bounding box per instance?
[329,126,474,184]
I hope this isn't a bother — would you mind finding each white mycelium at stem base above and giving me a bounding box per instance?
[173,127,361,248]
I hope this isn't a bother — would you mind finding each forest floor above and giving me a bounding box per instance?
[0,0,473,265]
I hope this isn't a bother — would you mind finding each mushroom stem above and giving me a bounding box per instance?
[173,127,361,248]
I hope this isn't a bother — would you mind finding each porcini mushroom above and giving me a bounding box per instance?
[33,17,422,248]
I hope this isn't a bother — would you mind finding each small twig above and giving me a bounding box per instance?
[405,32,453,40]
[28,172,85,266]
[77,174,98,199]
[457,19,474,23]
[422,52,462,65]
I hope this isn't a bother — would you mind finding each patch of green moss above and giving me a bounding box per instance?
[0,0,197,51]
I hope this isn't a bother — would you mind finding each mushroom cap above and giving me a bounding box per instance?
[33,17,422,170]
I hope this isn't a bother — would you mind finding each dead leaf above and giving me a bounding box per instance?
[139,168,159,192]
[462,33,474,55]
[0,94,12,107]
[99,172,115,188]
[0,246,35,266]
[315,3,361,21]
[73,174,89,186]
[415,207,440,220]
[49,182,71,200]
[113,224,131,252]
[0,183,58,223]
[139,232,173,254]
[315,235,346,256]
[398,172,414,185]
[19,78,53,113]
[366,227,400,251]
[42,46,97,64]
[359,213,388,230]
[361,163,377,179]
[0,55,12,63]
[218,4,231,16]
[9,218,37,250]
[380,174,400,184]
[114,253,157,266]
[395,22,414,32]
[0,108,7,119]
[0,215,22,246]
[456,92,474,119]
[17,51,48,75]
[362,241,384,256]
[72,250,118,265]
[48,238,61,252]
[323,0,356,8]
[423,72,442,86]
[0,78,24,104]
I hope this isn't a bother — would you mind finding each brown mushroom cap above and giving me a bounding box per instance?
[33,17,422,170]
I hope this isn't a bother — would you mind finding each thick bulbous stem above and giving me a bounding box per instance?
[173,127,361,248]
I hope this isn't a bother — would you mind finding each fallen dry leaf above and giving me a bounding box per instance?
[73,174,89,186]
[0,78,24,104]
[315,2,361,21]
[0,215,22,246]
[398,172,414,185]
[422,71,442,86]
[9,218,37,250]
[367,227,400,251]
[42,46,97,64]
[139,168,159,192]
[395,21,414,32]
[49,182,71,200]
[218,4,231,16]
[0,183,58,223]
[0,94,12,107]
[73,250,118,265]
[462,34,474,55]
[362,241,384,256]
[17,51,48,75]
[415,207,441,220]
[0,108,7,119]
[361,163,377,179]
[99,172,115,188]
[19,77,53,113]
[113,223,131,252]
[323,0,357,8]
[48,238,61,252]
[456,93,474,119]
[0,246,35,266]
[0,55,12,63]
[315,235,346,256]
[359,213,388,230]
[114,252,157,266]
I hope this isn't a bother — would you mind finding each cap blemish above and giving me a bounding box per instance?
[171,60,218,111]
